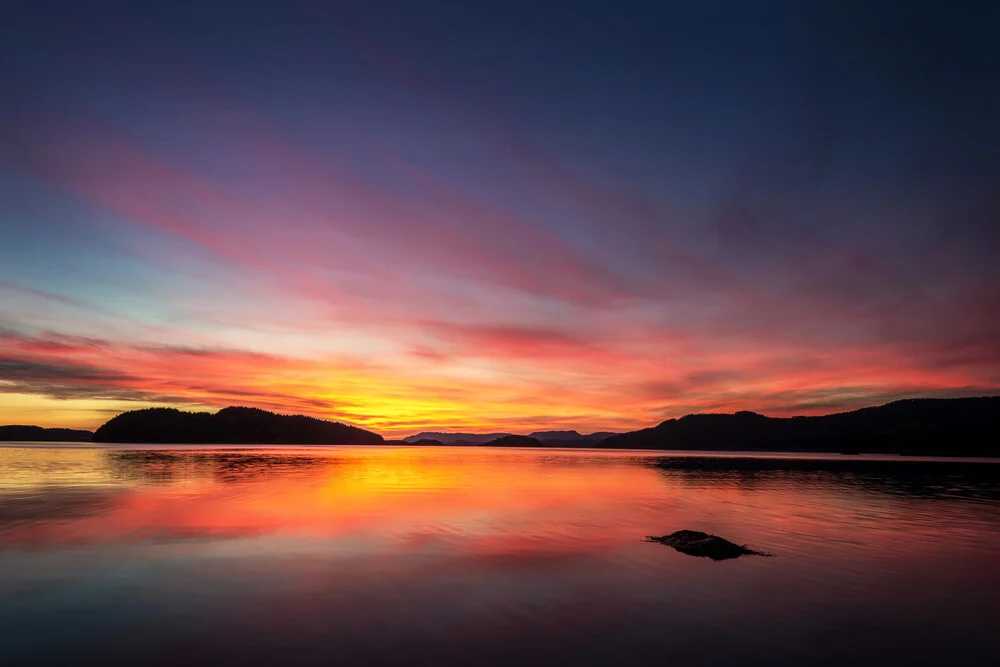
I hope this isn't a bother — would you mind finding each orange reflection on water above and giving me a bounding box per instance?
[0,447,676,549]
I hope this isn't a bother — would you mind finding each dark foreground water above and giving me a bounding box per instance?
[2,445,999,666]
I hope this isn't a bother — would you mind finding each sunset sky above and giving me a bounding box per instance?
[1,1,998,436]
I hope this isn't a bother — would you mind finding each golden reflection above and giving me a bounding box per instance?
[0,447,674,547]
[0,446,123,491]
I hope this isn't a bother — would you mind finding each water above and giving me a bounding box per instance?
[2,445,999,666]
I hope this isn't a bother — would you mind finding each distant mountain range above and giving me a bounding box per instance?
[403,430,617,446]
[93,406,383,445]
[0,425,93,442]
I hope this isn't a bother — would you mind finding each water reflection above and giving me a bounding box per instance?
[652,455,1000,502]
[1,445,999,666]
[106,449,338,484]
[0,487,125,523]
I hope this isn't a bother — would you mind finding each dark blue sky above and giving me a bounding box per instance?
[1,0,998,433]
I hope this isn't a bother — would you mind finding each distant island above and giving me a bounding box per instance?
[530,430,619,446]
[403,429,616,447]
[93,406,383,445]
[404,431,513,445]
[482,435,543,447]
[0,425,93,442]
[600,397,999,456]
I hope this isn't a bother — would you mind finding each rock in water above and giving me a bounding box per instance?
[647,530,773,560]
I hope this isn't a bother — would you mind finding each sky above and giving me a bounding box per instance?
[1,0,998,437]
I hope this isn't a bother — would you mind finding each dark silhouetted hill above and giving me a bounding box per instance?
[529,430,618,444]
[411,438,444,446]
[93,406,383,445]
[0,425,93,442]
[533,430,620,447]
[529,430,583,440]
[600,397,1000,456]
[537,438,596,447]
[483,434,543,447]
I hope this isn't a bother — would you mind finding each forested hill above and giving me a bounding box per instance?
[93,406,383,445]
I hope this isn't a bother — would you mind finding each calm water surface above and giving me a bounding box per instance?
[2,445,999,666]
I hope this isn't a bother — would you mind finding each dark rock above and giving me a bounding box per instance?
[647,530,774,560]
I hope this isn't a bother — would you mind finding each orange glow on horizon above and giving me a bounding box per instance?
[2,323,995,438]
